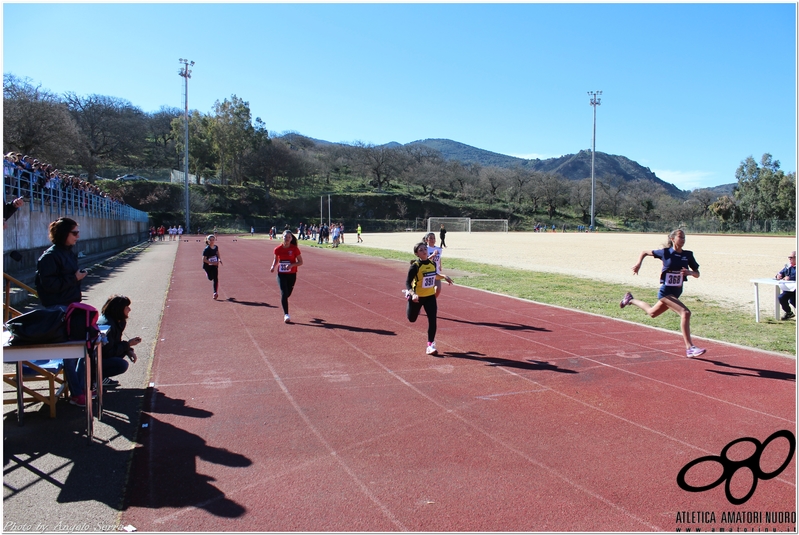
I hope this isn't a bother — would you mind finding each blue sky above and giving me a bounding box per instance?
[3,3,796,191]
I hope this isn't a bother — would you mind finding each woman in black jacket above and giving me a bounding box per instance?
[97,295,141,387]
[35,217,87,307]
[35,217,90,405]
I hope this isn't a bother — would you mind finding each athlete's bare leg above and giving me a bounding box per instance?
[629,295,694,348]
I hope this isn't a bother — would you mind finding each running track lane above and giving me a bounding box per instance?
[121,235,796,531]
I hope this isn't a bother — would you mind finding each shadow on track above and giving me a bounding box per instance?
[298,317,396,336]
[4,388,251,518]
[125,389,252,517]
[692,357,796,382]
[226,297,276,308]
[442,351,578,373]
[440,316,552,332]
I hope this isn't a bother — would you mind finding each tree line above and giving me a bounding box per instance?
[3,73,794,228]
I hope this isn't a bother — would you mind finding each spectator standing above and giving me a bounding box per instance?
[35,217,90,406]
[439,224,447,248]
[775,251,796,320]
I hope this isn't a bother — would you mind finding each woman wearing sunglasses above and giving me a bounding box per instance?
[35,217,87,307]
[34,217,90,405]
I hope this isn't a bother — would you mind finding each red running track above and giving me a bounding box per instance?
[121,235,796,531]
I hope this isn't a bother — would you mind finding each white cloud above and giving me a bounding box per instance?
[652,169,718,191]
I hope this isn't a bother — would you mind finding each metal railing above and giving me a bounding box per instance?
[4,168,148,223]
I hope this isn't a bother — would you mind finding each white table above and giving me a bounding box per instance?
[3,331,104,443]
[750,278,796,322]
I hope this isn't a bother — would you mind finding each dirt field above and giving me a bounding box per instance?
[357,231,797,313]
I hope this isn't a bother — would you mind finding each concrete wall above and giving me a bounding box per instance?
[3,204,149,279]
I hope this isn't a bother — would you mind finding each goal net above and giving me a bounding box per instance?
[470,219,509,232]
[427,217,470,233]
[427,217,508,232]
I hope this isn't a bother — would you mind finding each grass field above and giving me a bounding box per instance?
[265,232,797,356]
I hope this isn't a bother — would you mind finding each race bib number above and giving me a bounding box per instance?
[279,260,292,272]
[664,271,683,287]
[422,274,436,288]
[208,256,218,263]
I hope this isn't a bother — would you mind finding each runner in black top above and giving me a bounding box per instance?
[202,234,222,300]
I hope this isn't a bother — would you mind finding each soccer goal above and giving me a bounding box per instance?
[427,217,508,233]
[470,219,509,232]
[427,217,470,233]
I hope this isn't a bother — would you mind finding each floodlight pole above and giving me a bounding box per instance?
[588,91,602,231]
[179,58,195,233]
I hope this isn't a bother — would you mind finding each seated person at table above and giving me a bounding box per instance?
[97,295,141,386]
[775,251,796,321]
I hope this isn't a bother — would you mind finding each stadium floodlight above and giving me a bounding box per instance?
[588,90,602,231]
[179,59,195,233]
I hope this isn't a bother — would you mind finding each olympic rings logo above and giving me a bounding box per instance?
[677,430,795,505]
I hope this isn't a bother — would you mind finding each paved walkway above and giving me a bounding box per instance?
[3,238,179,532]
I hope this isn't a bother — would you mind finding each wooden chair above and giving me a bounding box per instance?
[3,359,68,418]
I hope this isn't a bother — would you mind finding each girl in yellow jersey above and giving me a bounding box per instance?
[404,242,453,355]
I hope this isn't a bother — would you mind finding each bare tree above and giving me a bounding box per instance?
[509,167,533,203]
[570,177,593,222]
[597,174,628,216]
[396,198,408,219]
[244,137,309,190]
[687,188,717,218]
[478,167,511,206]
[65,92,148,180]
[623,180,666,222]
[522,172,545,213]
[352,142,402,191]
[447,161,479,199]
[145,106,182,171]
[3,74,79,163]
[538,174,569,218]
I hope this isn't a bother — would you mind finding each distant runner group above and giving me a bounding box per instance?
[199,226,712,358]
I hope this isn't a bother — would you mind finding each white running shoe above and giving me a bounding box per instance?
[284,314,291,323]
[426,341,438,355]
[686,346,706,358]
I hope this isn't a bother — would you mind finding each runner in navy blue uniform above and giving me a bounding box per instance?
[619,229,706,358]
[202,234,222,300]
